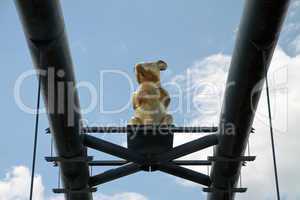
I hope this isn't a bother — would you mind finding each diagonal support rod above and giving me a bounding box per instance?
[89,163,141,186]
[82,134,144,164]
[83,134,217,188]
[157,163,211,186]
[156,134,219,162]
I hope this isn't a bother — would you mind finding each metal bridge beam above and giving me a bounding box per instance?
[157,163,211,186]
[88,160,212,166]
[208,1,290,199]
[14,1,92,199]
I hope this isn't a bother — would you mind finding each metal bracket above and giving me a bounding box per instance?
[203,187,247,193]
[82,125,218,134]
[53,187,97,194]
[45,125,218,134]
[207,156,256,162]
[45,127,51,134]
[45,156,93,163]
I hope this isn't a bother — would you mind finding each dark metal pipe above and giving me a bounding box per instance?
[157,163,211,186]
[208,1,290,199]
[88,160,212,166]
[82,126,218,134]
[83,134,145,163]
[89,160,129,166]
[173,160,212,166]
[89,163,141,186]
[14,1,92,199]
[157,134,218,162]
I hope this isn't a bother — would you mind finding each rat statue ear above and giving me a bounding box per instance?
[135,64,145,84]
[156,60,167,71]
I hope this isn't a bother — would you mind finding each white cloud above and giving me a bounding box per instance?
[0,166,147,200]
[237,47,300,200]
[172,53,230,187]
[292,0,300,9]
[172,46,300,199]
[171,53,231,125]
[0,166,44,200]
[290,35,300,54]
[287,0,300,17]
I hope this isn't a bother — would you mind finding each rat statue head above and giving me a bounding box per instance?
[135,60,168,85]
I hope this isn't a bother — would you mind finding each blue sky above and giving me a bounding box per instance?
[1,1,300,200]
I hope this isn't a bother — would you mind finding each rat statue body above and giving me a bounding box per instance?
[129,60,173,125]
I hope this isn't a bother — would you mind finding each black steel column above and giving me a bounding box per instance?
[208,1,290,200]
[15,1,92,199]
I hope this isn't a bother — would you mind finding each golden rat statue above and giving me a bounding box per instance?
[129,60,173,125]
